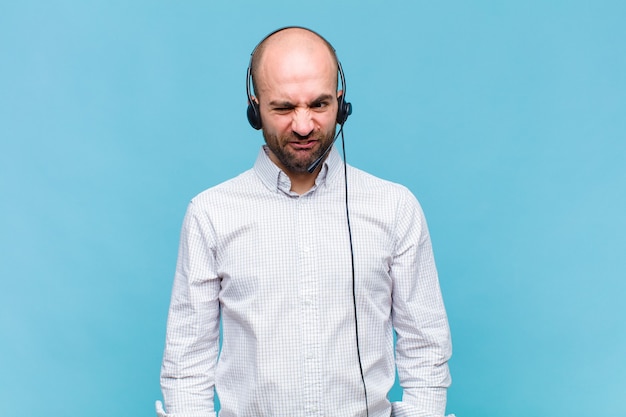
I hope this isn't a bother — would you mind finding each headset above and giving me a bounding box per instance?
[245,27,368,417]
[245,26,352,130]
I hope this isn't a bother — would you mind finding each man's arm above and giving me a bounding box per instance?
[390,191,452,417]
[158,200,221,417]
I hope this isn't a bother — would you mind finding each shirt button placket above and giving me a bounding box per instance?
[297,196,322,416]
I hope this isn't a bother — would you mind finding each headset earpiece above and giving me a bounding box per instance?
[247,96,262,130]
[246,65,262,130]
[337,94,352,125]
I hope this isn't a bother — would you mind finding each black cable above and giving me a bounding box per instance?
[341,130,369,417]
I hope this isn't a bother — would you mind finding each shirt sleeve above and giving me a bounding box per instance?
[158,200,221,417]
[390,190,452,417]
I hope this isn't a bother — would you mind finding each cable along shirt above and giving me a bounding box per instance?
[159,146,452,417]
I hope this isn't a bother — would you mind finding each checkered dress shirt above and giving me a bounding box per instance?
[158,146,452,417]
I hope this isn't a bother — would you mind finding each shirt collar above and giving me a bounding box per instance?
[254,145,343,196]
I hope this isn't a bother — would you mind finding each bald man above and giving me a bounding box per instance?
[157,27,453,417]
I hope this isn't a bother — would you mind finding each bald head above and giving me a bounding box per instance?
[250,27,339,99]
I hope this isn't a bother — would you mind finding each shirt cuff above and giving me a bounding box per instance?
[391,401,456,417]
[155,400,217,417]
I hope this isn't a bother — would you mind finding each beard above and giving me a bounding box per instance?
[263,128,336,173]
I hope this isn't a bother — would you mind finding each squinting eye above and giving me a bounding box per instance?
[273,107,292,113]
[312,102,328,109]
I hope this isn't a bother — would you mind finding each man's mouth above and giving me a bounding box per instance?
[290,140,317,150]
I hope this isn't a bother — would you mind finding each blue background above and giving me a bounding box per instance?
[1,1,625,416]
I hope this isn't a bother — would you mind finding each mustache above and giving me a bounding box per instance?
[290,132,317,141]
[289,128,336,142]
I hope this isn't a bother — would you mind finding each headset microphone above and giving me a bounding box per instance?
[306,126,344,174]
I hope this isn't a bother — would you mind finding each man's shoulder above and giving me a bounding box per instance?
[190,168,259,206]
[345,165,426,217]
[347,165,413,197]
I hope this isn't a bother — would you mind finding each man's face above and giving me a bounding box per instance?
[255,44,339,174]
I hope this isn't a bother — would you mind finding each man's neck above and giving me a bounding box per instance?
[288,171,318,195]
[268,150,321,195]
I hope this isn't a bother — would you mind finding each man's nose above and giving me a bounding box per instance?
[291,109,314,137]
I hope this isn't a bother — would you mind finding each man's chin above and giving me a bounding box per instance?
[283,160,315,173]
[280,150,324,172]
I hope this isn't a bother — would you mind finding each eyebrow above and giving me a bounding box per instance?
[268,94,335,108]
